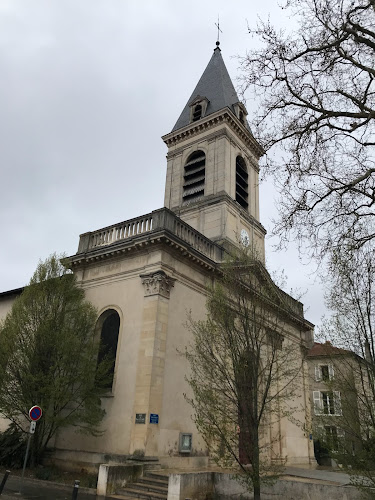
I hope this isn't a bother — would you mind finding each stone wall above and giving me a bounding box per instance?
[97,463,143,496]
[166,472,361,500]
[167,472,214,500]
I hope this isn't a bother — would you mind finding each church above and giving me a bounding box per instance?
[0,42,316,470]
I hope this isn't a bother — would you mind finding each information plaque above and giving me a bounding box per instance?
[135,413,146,424]
[150,413,159,424]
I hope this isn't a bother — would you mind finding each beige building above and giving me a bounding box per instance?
[307,341,364,463]
[0,44,316,470]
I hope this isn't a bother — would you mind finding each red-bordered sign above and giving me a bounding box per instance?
[29,405,42,422]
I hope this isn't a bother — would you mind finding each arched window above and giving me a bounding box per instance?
[97,309,120,389]
[192,104,202,122]
[235,156,248,209]
[183,151,206,205]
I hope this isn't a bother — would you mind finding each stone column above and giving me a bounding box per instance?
[130,271,175,456]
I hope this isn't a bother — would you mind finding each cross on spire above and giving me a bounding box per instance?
[215,16,222,47]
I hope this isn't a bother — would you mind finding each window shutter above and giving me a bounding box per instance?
[315,366,321,382]
[313,391,323,415]
[183,151,206,204]
[329,364,335,380]
[334,391,342,416]
[235,156,249,209]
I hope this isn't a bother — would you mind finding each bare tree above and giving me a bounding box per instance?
[240,0,375,260]
[183,249,308,500]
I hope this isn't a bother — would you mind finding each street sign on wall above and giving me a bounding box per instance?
[149,414,159,424]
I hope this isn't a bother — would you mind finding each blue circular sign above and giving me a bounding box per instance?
[29,405,42,421]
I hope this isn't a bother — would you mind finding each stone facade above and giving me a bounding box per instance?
[307,342,364,462]
[0,45,317,470]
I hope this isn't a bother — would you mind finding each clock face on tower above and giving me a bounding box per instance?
[240,229,250,247]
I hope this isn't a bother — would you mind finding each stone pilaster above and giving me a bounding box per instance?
[130,271,175,456]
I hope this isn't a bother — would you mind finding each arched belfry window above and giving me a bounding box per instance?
[183,151,206,205]
[97,309,120,389]
[192,104,202,122]
[236,156,249,209]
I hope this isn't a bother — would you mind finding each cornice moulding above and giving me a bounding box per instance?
[162,108,265,159]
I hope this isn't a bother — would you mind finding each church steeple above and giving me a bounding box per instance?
[162,47,266,259]
[172,46,251,133]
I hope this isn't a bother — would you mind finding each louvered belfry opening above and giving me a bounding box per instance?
[236,156,248,209]
[192,104,202,121]
[183,151,206,205]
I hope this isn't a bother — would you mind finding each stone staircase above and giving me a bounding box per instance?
[115,471,169,499]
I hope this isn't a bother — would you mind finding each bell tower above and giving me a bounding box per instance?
[162,44,266,259]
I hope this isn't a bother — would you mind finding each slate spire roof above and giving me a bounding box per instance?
[172,45,250,132]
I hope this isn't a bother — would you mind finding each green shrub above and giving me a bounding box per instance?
[35,467,52,480]
[0,423,27,468]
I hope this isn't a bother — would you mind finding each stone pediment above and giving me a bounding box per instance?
[189,95,209,107]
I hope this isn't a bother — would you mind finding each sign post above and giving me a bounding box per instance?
[20,406,42,494]
[0,470,10,494]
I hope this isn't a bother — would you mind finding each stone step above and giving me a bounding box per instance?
[143,463,162,471]
[137,477,169,489]
[123,481,168,494]
[115,486,167,500]
[107,496,140,500]
[144,472,169,483]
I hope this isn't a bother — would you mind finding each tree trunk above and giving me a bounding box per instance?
[254,483,261,500]
[252,441,261,500]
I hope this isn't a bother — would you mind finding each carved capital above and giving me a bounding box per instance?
[140,271,175,298]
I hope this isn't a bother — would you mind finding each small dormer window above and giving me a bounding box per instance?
[189,96,209,124]
[192,104,202,122]
[233,102,248,126]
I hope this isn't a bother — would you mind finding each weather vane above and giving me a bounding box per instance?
[215,15,222,46]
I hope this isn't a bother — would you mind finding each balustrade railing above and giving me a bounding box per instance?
[77,208,222,261]
[278,288,304,317]
[88,215,153,249]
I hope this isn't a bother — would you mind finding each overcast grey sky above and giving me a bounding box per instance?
[0,0,326,326]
